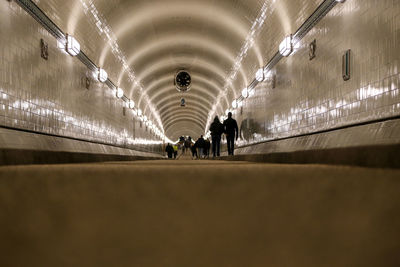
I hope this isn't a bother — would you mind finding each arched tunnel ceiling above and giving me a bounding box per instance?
[37,0,323,141]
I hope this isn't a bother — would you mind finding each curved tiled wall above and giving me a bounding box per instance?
[0,1,163,157]
[221,0,400,156]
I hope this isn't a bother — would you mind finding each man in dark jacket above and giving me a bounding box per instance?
[209,116,224,157]
[165,143,174,159]
[195,135,206,159]
[204,138,211,158]
[223,112,239,155]
[191,141,198,159]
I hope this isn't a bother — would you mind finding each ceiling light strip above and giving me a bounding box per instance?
[293,0,338,42]
[76,51,98,72]
[14,0,65,40]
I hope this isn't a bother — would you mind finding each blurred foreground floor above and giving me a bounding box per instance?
[1,159,400,267]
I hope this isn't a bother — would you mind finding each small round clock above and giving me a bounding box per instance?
[175,70,191,92]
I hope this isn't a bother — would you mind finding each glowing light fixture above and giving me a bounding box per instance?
[116,87,124,98]
[242,88,249,98]
[264,69,272,80]
[279,35,293,57]
[336,0,345,2]
[143,116,148,122]
[256,68,264,82]
[232,99,238,109]
[66,35,80,56]
[128,100,135,109]
[98,68,108,83]
[137,109,142,116]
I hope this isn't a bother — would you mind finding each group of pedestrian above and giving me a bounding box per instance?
[165,143,179,159]
[210,112,238,157]
[191,135,211,159]
[165,112,239,159]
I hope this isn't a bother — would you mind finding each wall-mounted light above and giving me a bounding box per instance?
[98,68,108,83]
[128,100,135,109]
[66,35,80,56]
[255,68,264,82]
[279,34,292,57]
[232,99,238,109]
[143,115,148,122]
[116,87,124,98]
[137,109,142,116]
[242,88,249,98]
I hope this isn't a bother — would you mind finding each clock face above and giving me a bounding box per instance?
[175,71,191,90]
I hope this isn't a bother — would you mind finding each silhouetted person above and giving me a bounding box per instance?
[204,138,211,158]
[191,141,198,159]
[173,144,178,159]
[195,135,205,159]
[223,112,239,155]
[210,116,224,157]
[184,137,192,154]
[165,143,174,159]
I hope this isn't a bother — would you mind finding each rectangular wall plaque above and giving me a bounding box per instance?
[342,49,351,81]
[40,39,48,60]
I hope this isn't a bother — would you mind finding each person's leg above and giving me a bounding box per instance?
[228,136,234,155]
[212,137,217,157]
[226,136,231,155]
[216,136,221,157]
[231,136,235,155]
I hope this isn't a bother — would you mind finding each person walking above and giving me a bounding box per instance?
[209,116,224,157]
[184,137,192,154]
[165,143,174,159]
[223,112,239,155]
[191,141,198,159]
[173,144,178,159]
[204,138,211,158]
[195,135,205,159]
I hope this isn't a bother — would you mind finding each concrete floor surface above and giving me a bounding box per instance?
[0,160,400,267]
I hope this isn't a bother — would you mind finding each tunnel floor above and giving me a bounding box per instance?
[1,157,400,267]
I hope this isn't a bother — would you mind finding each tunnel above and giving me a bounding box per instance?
[1,0,400,266]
